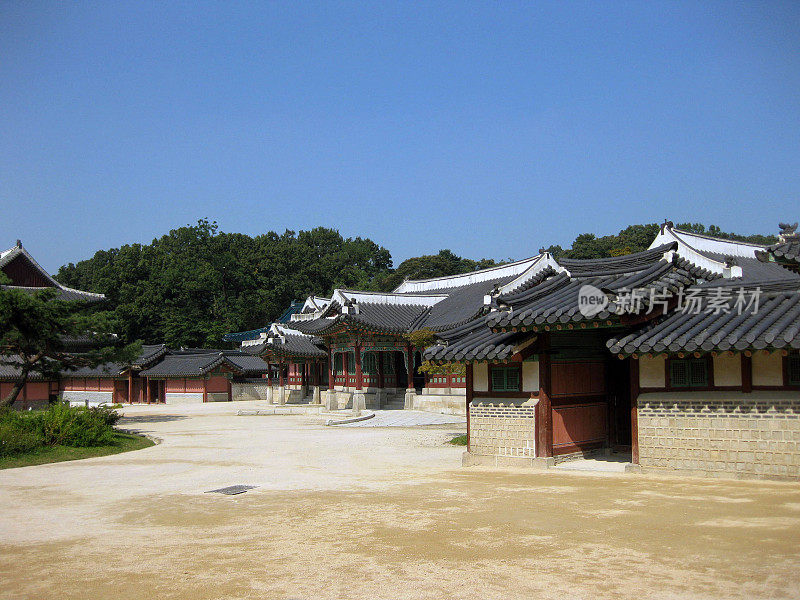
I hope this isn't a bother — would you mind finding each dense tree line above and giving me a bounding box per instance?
[55,220,776,347]
[542,223,777,260]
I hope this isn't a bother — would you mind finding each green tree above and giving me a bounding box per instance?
[376,250,499,291]
[0,279,140,407]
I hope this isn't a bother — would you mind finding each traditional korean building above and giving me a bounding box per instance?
[60,344,167,406]
[0,241,105,408]
[756,222,800,274]
[137,349,270,403]
[285,257,568,413]
[235,323,328,404]
[425,222,800,480]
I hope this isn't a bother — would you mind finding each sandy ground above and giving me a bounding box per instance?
[1,402,799,600]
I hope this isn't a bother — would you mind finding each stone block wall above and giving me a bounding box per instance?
[638,391,800,479]
[231,382,269,401]
[469,401,536,458]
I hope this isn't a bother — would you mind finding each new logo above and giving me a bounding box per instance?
[578,284,609,317]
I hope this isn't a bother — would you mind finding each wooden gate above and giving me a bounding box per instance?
[551,359,608,455]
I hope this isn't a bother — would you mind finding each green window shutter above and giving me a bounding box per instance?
[492,366,520,392]
[506,367,520,391]
[362,352,375,375]
[689,359,708,387]
[788,356,800,385]
[383,352,395,374]
[491,367,506,391]
[670,360,689,387]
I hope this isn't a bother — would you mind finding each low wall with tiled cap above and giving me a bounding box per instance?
[638,391,800,480]
[231,382,269,401]
[468,400,537,459]
[410,390,466,415]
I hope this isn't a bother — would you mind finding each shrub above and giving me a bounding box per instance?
[0,404,120,456]
[449,434,468,446]
[38,403,116,447]
[0,410,44,457]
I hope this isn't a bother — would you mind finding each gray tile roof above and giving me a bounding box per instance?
[139,350,268,377]
[244,332,327,359]
[697,252,795,282]
[133,344,168,368]
[756,238,800,266]
[0,285,105,303]
[489,244,694,330]
[292,301,431,336]
[0,355,54,380]
[607,280,800,355]
[424,316,528,363]
[64,363,126,378]
[0,242,105,303]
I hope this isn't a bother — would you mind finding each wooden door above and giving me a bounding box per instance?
[550,359,609,455]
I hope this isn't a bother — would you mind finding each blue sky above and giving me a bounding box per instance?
[1,1,798,273]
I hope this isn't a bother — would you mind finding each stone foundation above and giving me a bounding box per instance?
[638,391,800,480]
[409,389,467,415]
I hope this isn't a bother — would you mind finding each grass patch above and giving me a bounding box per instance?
[449,434,468,446]
[0,431,154,470]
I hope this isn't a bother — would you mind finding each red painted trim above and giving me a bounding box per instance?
[465,363,473,452]
[630,358,639,465]
[537,345,553,458]
[741,354,753,393]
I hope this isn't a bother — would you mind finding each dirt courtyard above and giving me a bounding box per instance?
[1,402,799,600]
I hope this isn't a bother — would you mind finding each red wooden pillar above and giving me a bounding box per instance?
[465,362,474,452]
[265,361,271,385]
[202,376,208,403]
[537,351,553,458]
[128,371,134,405]
[741,354,752,393]
[145,376,150,404]
[406,345,415,391]
[377,351,385,389]
[354,343,363,390]
[227,377,232,402]
[279,362,285,387]
[630,357,640,465]
[328,350,334,389]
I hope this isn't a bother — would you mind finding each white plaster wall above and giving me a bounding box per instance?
[639,356,666,388]
[714,354,742,387]
[61,390,114,406]
[752,352,783,386]
[165,392,204,404]
[522,361,539,392]
[474,363,489,392]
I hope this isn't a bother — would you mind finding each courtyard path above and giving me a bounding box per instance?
[0,402,798,600]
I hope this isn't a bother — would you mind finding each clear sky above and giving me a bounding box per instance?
[1,1,798,273]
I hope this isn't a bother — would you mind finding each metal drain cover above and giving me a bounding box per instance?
[205,485,257,495]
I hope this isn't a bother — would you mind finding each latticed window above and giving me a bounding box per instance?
[334,352,344,376]
[789,354,800,386]
[490,365,521,392]
[670,358,708,388]
[382,352,395,374]
[363,352,378,375]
